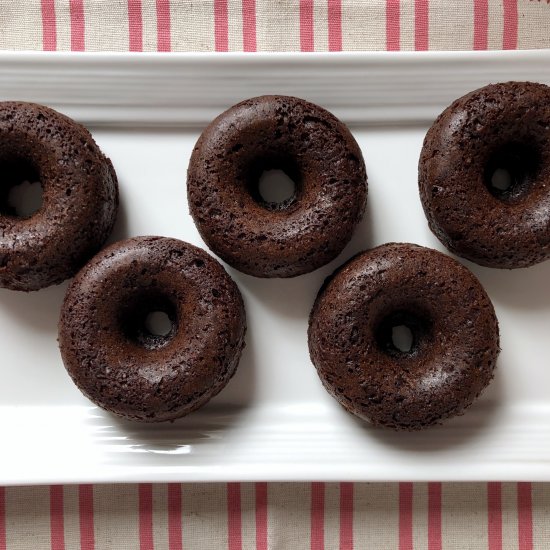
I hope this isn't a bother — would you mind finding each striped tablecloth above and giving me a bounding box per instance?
[1,1,550,549]
[0,0,549,52]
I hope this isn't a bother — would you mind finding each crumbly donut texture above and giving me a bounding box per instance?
[308,243,499,430]
[58,236,246,422]
[419,81,550,268]
[0,102,118,291]
[188,95,367,278]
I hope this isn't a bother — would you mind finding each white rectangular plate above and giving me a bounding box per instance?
[1,51,550,484]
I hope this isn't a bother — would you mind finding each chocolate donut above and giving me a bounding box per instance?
[58,236,246,422]
[419,81,550,268]
[187,95,367,278]
[0,102,118,291]
[308,243,499,430]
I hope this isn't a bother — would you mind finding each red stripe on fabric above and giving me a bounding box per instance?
[214,0,229,51]
[386,0,400,51]
[311,482,325,550]
[414,0,428,50]
[339,483,353,550]
[0,487,6,550]
[255,483,268,550]
[79,485,95,550]
[128,0,143,52]
[227,483,242,550]
[473,0,488,50]
[156,0,171,51]
[487,482,502,550]
[168,484,182,550]
[69,0,85,51]
[139,484,154,550]
[50,485,65,550]
[328,0,342,51]
[502,0,518,49]
[399,483,413,550]
[428,483,442,550]
[518,483,533,550]
[242,0,257,51]
[300,0,314,52]
[40,0,57,51]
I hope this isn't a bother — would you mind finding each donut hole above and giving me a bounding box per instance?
[484,143,540,201]
[144,311,173,337]
[247,156,301,210]
[391,325,414,353]
[120,292,178,349]
[258,170,296,206]
[375,310,431,357]
[0,158,43,218]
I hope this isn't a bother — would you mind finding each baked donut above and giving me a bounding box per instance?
[308,243,499,430]
[187,95,367,278]
[58,236,246,422]
[419,81,550,268]
[0,102,118,291]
